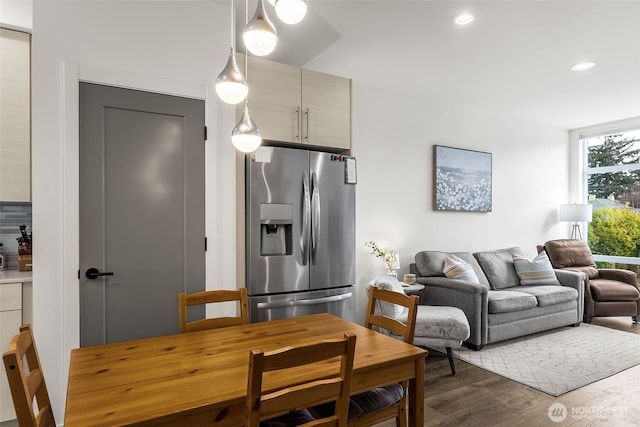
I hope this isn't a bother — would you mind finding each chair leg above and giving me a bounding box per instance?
[633,315,639,324]
[446,347,456,375]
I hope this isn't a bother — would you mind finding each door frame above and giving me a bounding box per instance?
[60,61,223,395]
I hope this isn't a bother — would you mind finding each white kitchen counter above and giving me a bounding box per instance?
[0,269,32,284]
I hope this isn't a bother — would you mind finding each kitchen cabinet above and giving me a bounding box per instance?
[237,55,351,150]
[0,28,31,202]
[0,282,22,421]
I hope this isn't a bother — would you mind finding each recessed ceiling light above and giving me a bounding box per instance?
[452,13,475,25]
[571,62,596,71]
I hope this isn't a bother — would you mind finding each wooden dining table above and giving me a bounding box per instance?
[65,313,428,426]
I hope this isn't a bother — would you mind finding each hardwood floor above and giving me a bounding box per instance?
[379,317,640,427]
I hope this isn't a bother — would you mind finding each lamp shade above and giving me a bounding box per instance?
[558,204,592,222]
[231,102,262,153]
[275,0,308,25]
[215,47,248,104]
[243,0,278,56]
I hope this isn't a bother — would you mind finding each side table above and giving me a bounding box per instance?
[402,283,425,297]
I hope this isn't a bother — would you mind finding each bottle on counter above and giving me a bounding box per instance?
[0,243,6,270]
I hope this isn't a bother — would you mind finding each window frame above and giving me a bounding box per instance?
[579,120,640,266]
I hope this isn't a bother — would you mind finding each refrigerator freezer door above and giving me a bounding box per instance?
[309,152,356,290]
[248,286,355,323]
[246,147,310,296]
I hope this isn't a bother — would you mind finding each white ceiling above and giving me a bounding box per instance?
[232,0,640,130]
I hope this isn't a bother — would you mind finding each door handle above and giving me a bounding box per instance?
[302,173,310,265]
[85,268,114,280]
[311,172,320,263]
[304,107,309,141]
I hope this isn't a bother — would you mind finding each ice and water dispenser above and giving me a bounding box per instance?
[259,204,293,256]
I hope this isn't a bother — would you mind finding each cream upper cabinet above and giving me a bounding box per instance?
[301,68,351,150]
[0,29,31,202]
[238,55,351,150]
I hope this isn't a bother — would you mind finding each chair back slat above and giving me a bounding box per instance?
[178,288,249,333]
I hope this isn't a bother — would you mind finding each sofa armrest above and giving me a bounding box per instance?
[598,269,639,287]
[554,269,585,323]
[416,276,488,349]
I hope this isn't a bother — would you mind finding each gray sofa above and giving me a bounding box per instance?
[409,247,585,350]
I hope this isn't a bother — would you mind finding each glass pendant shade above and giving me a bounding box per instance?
[215,48,248,104]
[231,102,262,153]
[243,0,278,56]
[275,0,308,25]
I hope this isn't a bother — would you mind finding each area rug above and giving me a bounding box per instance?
[452,323,640,396]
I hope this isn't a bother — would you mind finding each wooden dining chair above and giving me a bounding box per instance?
[350,287,420,427]
[178,288,249,333]
[2,324,56,427]
[245,332,357,427]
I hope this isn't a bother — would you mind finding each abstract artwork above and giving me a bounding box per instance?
[434,145,492,212]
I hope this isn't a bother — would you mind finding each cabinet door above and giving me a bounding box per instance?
[0,282,22,422]
[301,69,351,150]
[0,29,31,202]
[237,55,301,144]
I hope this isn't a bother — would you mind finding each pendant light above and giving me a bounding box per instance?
[269,0,308,25]
[215,48,248,104]
[231,101,262,152]
[243,0,278,56]
[215,1,248,104]
[231,0,262,153]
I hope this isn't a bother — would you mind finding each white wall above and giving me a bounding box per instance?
[306,75,571,322]
[0,0,32,31]
[30,0,235,421]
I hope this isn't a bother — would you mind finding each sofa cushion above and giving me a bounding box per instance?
[488,290,538,313]
[590,279,640,301]
[414,251,490,288]
[512,251,560,286]
[516,285,578,306]
[474,247,525,290]
[443,255,480,283]
[410,305,471,341]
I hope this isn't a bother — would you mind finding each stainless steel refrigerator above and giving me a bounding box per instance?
[245,146,356,323]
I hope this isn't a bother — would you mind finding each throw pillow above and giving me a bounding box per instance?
[443,255,480,283]
[512,251,560,286]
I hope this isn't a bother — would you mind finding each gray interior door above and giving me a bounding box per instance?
[79,83,205,346]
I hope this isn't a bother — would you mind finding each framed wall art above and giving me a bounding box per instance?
[434,145,492,212]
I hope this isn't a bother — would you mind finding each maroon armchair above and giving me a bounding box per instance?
[540,239,640,324]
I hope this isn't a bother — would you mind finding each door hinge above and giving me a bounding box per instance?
[205,237,207,251]
[204,126,208,141]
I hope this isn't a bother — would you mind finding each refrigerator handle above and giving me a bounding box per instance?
[302,173,311,265]
[311,172,320,263]
[256,292,353,309]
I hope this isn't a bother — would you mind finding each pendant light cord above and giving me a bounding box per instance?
[230,0,234,48]
[245,0,249,80]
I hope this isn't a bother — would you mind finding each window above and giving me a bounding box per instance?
[581,127,640,272]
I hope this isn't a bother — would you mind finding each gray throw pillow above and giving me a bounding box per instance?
[473,247,525,290]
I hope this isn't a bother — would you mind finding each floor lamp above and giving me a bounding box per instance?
[558,204,593,239]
